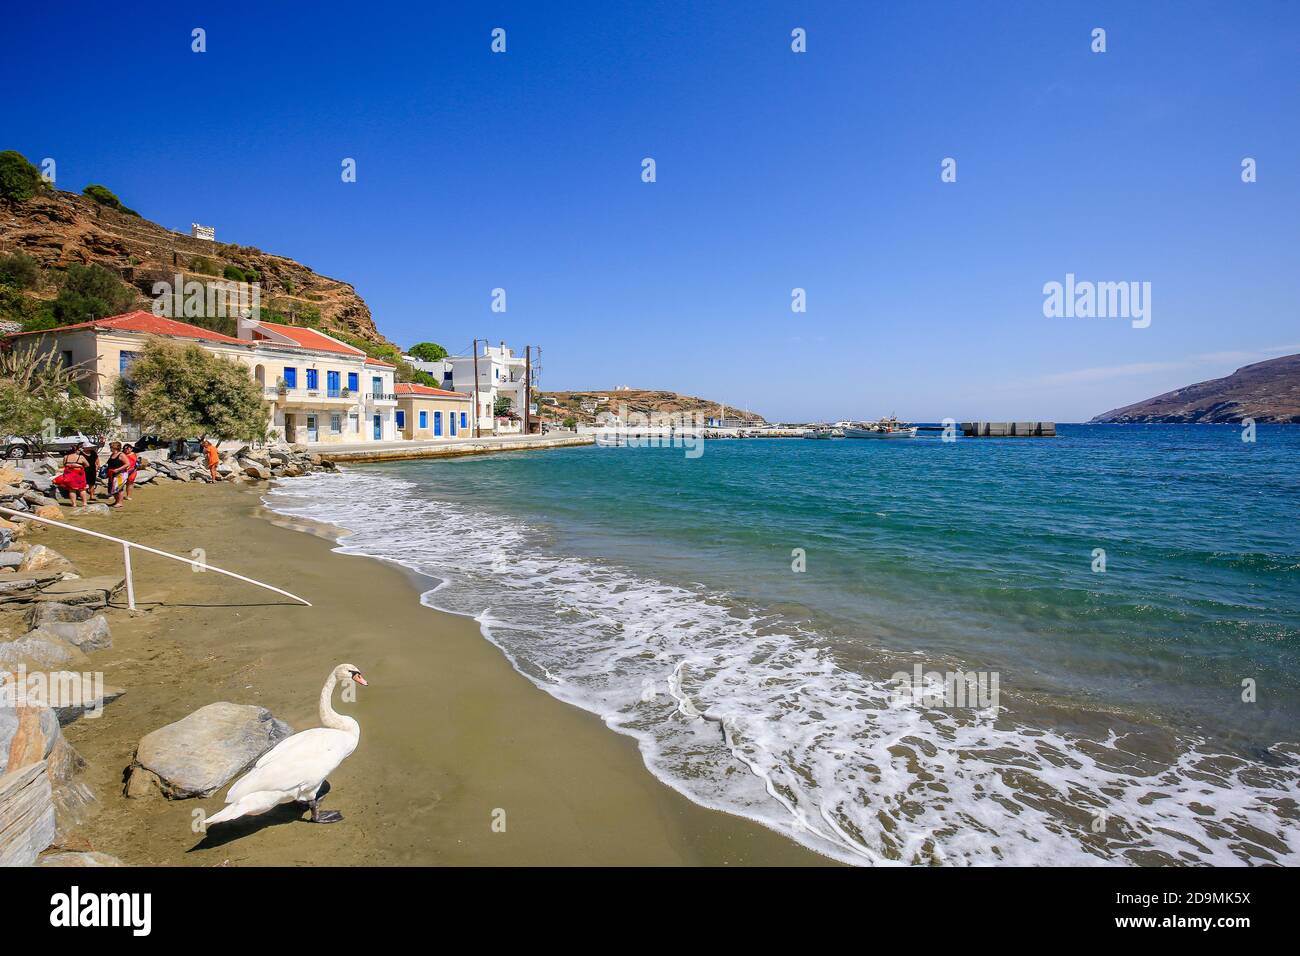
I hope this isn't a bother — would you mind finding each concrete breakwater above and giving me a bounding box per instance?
[960,422,1057,438]
[320,432,594,463]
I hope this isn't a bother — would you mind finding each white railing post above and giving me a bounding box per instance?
[122,542,136,611]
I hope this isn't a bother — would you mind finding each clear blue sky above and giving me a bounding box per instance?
[5,1,1297,421]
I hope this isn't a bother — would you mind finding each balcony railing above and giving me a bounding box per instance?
[265,387,357,403]
[365,391,398,402]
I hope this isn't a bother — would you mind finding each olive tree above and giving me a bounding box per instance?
[113,338,269,442]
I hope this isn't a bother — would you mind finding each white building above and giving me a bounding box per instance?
[9,311,398,446]
[405,341,533,435]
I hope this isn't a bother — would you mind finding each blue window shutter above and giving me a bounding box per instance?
[347,372,358,392]
[434,412,442,436]
[396,410,405,428]
[284,367,297,388]
[306,368,318,389]
[119,350,138,376]
[460,411,467,429]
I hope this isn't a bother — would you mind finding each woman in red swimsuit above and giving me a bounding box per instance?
[52,447,90,507]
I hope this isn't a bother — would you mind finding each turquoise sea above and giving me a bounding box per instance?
[267,425,1300,865]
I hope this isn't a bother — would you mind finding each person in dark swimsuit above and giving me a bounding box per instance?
[105,441,129,508]
[81,443,99,499]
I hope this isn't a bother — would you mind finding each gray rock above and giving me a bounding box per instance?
[0,633,91,671]
[38,851,125,867]
[0,553,21,569]
[25,602,96,628]
[70,504,111,517]
[37,615,110,652]
[131,468,158,484]
[21,490,60,509]
[238,458,272,480]
[0,761,57,866]
[19,545,76,576]
[20,671,125,726]
[0,692,62,774]
[0,483,25,500]
[32,575,124,608]
[125,702,293,799]
[20,470,55,493]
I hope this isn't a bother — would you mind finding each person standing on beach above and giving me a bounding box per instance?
[81,442,99,499]
[122,443,139,501]
[202,439,220,481]
[105,441,129,508]
[52,446,90,508]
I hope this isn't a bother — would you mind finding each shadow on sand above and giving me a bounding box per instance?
[187,781,333,852]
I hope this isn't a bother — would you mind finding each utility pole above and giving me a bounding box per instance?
[471,339,481,438]
[524,345,532,435]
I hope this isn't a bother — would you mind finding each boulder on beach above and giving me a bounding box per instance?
[0,633,91,673]
[22,671,125,726]
[21,490,60,509]
[70,503,112,516]
[125,702,294,800]
[131,468,158,484]
[30,615,111,653]
[0,761,57,867]
[237,458,272,480]
[25,602,95,627]
[19,545,77,577]
[33,575,124,608]
[38,851,125,867]
[0,691,62,774]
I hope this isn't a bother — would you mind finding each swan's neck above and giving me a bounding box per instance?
[319,673,359,736]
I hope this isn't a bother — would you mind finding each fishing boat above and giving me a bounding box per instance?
[843,416,918,439]
[803,426,834,439]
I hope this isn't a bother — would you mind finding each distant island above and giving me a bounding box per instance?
[537,389,765,428]
[1091,353,1300,424]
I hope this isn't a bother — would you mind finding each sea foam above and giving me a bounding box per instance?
[266,471,1300,866]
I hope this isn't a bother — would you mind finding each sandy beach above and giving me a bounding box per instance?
[19,479,830,866]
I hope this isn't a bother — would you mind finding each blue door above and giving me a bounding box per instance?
[327,370,340,397]
[434,411,442,436]
[450,411,457,436]
[373,414,381,440]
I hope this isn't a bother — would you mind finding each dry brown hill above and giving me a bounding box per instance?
[538,389,766,426]
[0,188,394,349]
[1090,353,1300,424]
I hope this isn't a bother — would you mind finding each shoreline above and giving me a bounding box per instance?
[27,480,832,866]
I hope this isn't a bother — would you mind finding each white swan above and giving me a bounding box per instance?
[205,663,367,827]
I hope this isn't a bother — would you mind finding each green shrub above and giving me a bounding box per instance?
[408,341,448,362]
[52,263,135,325]
[0,151,42,202]
[190,255,219,276]
[0,251,39,289]
[81,183,139,215]
[222,264,246,282]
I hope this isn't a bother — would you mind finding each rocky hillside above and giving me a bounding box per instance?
[538,389,766,426]
[0,187,394,349]
[1090,353,1300,424]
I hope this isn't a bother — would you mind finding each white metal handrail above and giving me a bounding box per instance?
[0,505,311,610]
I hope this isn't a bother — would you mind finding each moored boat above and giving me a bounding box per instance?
[843,416,917,439]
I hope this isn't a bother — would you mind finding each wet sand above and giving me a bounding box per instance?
[21,480,831,866]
